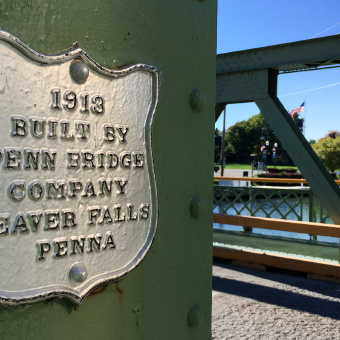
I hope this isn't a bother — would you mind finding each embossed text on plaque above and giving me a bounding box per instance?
[0,30,158,304]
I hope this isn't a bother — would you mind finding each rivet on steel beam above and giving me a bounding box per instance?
[189,194,206,219]
[188,87,206,113]
[69,262,88,283]
[187,304,204,328]
[69,59,89,84]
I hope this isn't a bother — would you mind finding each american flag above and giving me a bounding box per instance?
[290,102,305,118]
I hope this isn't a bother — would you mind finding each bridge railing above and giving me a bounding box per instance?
[214,178,334,225]
[213,176,340,267]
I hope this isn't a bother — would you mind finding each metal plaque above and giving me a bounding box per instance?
[0,31,158,304]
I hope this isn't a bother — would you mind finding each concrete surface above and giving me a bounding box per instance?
[212,261,340,339]
[214,168,253,178]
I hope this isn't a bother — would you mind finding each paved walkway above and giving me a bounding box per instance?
[212,261,340,339]
[214,168,252,177]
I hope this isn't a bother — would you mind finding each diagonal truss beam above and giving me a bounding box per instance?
[216,67,340,224]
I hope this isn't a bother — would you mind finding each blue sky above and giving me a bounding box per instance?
[216,0,340,141]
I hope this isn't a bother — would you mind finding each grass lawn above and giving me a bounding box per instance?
[215,163,299,171]
[267,165,299,171]
[223,163,252,169]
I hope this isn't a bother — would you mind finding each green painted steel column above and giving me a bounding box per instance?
[0,1,216,339]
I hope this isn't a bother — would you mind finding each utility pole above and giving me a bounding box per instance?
[220,106,226,176]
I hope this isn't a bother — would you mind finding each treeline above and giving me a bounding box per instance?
[312,131,340,172]
[215,112,303,165]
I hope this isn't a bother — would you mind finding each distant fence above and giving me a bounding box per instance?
[213,182,331,224]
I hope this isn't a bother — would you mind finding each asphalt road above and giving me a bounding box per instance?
[214,168,266,178]
[214,168,249,177]
[212,261,340,339]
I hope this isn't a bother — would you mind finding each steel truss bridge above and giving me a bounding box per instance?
[214,35,340,280]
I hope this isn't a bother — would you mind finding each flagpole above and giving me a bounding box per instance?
[220,106,226,176]
[303,93,307,136]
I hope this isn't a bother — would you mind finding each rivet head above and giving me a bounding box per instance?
[69,262,88,283]
[69,59,89,84]
[188,87,206,113]
[189,194,206,219]
[187,304,204,328]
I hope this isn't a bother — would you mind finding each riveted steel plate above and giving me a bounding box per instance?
[0,31,158,304]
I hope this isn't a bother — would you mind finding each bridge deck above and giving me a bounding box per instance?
[212,260,340,339]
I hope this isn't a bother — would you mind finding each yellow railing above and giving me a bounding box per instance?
[213,246,340,282]
[213,214,340,280]
[213,176,340,280]
[214,214,340,238]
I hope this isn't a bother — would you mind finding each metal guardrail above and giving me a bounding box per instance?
[213,177,340,268]
[214,176,334,224]
[214,214,340,238]
[213,213,340,278]
[214,186,331,224]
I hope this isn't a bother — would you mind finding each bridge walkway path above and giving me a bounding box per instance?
[212,261,340,339]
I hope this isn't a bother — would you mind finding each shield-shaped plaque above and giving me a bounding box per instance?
[0,31,158,304]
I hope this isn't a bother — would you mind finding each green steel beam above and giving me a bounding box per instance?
[217,34,340,74]
[213,230,340,263]
[216,69,271,104]
[0,1,217,339]
[256,95,340,224]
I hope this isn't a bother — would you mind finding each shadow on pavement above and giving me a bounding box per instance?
[213,260,340,300]
[213,261,340,320]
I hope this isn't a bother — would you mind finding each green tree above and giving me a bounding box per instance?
[291,112,304,132]
[225,120,250,162]
[312,136,340,172]
[222,110,302,165]
[225,113,279,164]
[214,128,222,163]
[325,130,340,139]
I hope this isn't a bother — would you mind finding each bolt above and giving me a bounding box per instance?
[69,262,88,283]
[187,304,204,328]
[189,194,206,219]
[188,87,206,113]
[69,59,89,84]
